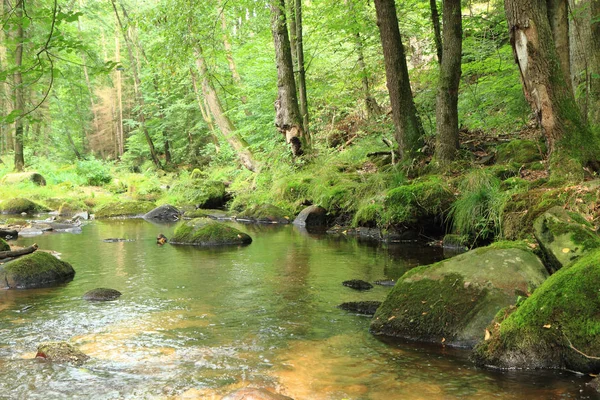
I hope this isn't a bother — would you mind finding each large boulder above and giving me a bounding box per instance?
[472,248,600,373]
[94,200,155,218]
[170,218,252,246]
[293,205,328,228]
[1,172,46,186]
[36,342,89,365]
[0,198,47,215]
[533,207,600,272]
[144,204,181,222]
[221,388,293,400]
[237,204,290,224]
[370,243,548,348]
[0,252,75,288]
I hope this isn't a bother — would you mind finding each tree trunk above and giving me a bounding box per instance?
[435,0,463,164]
[430,0,443,63]
[77,0,100,138]
[295,0,309,139]
[505,0,597,180]
[190,68,220,152]
[270,0,306,157]
[287,0,298,66]
[0,243,37,260]
[13,0,24,171]
[547,0,572,92]
[111,0,161,169]
[194,45,256,172]
[114,31,124,157]
[374,0,425,159]
[568,0,590,121]
[219,1,249,110]
[591,0,600,126]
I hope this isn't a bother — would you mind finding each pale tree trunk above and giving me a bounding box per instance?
[295,0,309,138]
[547,0,572,92]
[190,68,220,152]
[435,0,462,164]
[591,0,600,126]
[568,0,590,120]
[505,0,597,180]
[77,0,100,138]
[429,0,443,63]
[111,0,161,169]
[270,0,306,157]
[194,45,256,172]
[114,31,124,157]
[0,0,8,154]
[374,0,425,159]
[13,0,25,171]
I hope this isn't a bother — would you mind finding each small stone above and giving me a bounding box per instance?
[36,341,89,365]
[342,279,373,291]
[83,288,122,301]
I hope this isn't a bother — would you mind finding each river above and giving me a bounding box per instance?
[0,219,597,399]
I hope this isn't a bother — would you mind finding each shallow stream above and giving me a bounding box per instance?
[0,219,597,399]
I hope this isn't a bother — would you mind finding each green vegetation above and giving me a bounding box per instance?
[0,198,48,214]
[94,200,155,218]
[0,239,9,252]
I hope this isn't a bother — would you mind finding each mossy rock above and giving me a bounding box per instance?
[502,188,565,240]
[0,198,48,215]
[58,200,88,217]
[170,218,252,246]
[1,172,46,186]
[472,248,600,373]
[370,244,548,348]
[0,238,9,251]
[94,200,155,218]
[0,251,75,288]
[237,204,290,224]
[36,342,89,365]
[83,288,122,301]
[183,208,231,220]
[496,139,543,164]
[293,205,329,228]
[143,204,181,222]
[534,207,600,272]
[192,180,229,209]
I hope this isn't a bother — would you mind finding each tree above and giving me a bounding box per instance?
[429,0,443,63]
[270,0,306,157]
[373,0,425,160]
[547,0,571,92]
[13,0,25,171]
[505,0,598,180]
[591,0,600,126]
[294,0,309,137]
[435,0,463,164]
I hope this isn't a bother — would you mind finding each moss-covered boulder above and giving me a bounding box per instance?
[370,243,548,348]
[533,207,600,272]
[193,180,229,209]
[83,288,122,301]
[472,249,600,373]
[36,342,89,365]
[0,251,75,288]
[143,204,181,222]
[1,171,46,186]
[58,200,88,217]
[170,218,252,246]
[237,204,290,224]
[0,238,9,252]
[94,200,155,218]
[496,139,542,164]
[0,198,47,215]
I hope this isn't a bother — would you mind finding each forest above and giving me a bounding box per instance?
[1,0,600,398]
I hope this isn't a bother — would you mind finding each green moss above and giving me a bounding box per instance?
[0,238,9,252]
[94,200,155,218]
[238,204,290,223]
[0,251,75,288]
[352,201,384,227]
[0,198,48,214]
[58,200,88,216]
[496,140,543,164]
[171,218,252,246]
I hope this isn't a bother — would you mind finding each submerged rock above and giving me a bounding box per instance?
[83,288,122,301]
[103,238,135,243]
[342,279,373,291]
[338,301,381,316]
[170,218,252,246]
[237,204,290,224]
[94,200,155,218]
[144,204,181,222]
[221,388,293,400]
[0,251,75,289]
[533,207,600,272]
[472,248,600,373]
[0,198,47,215]
[36,342,89,365]
[293,205,328,228]
[370,243,548,348]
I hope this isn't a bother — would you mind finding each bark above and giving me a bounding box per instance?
[190,68,220,152]
[295,0,309,138]
[270,0,306,156]
[435,0,463,164]
[0,243,37,259]
[430,0,443,63]
[287,0,298,65]
[194,45,256,172]
[111,0,161,169]
[374,0,425,159]
[591,0,600,126]
[568,0,590,120]
[505,0,596,179]
[547,0,572,92]
[77,0,100,138]
[13,0,24,171]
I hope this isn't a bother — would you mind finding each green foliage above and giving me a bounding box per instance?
[76,158,113,186]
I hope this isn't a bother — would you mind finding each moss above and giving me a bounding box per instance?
[0,239,9,252]
[488,240,535,252]
[58,200,88,217]
[0,198,48,214]
[170,218,252,246]
[496,140,543,164]
[94,200,155,218]
[1,172,46,186]
[0,251,75,288]
[237,204,291,223]
[472,248,600,372]
[352,202,384,227]
[36,342,89,365]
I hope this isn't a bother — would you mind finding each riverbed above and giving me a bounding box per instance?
[0,219,597,399]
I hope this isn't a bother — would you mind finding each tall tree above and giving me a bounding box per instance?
[374,0,425,160]
[547,0,572,92]
[429,0,443,63]
[591,0,600,126]
[13,0,25,171]
[270,0,306,157]
[505,0,598,179]
[294,0,309,137]
[435,0,463,164]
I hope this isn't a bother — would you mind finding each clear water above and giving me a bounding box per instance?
[0,219,597,399]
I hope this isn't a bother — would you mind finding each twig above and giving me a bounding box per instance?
[563,331,600,360]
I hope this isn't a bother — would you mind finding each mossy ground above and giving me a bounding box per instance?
[237,204,291,223]
[0,198,48,214]
[170,218,252,246]
[0,251,75,288]
[94,200,155,218]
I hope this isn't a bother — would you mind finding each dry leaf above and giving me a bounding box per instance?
[562,248,570,254]
[484,329,491,341]
[387,316,396,321]
[543,324,551,329]
[441,337,446,343]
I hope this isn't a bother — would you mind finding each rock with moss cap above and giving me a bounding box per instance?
[0,238,9,252]
[170,218,252,246]
[370,242,548,348]
[1,171,46,186]
[533,206,600,272]
[94,200,155,218]
[0,251,75,288]
[472,248,600,373]
[36,342,89,365]
[237,204,290,224]
[0,198,47,215]
[58,200,88,218]
[143,204,181,222]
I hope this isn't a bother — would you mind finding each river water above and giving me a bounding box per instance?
[0,219,597,399]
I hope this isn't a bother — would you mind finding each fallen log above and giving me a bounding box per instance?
[0,243,38,259]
